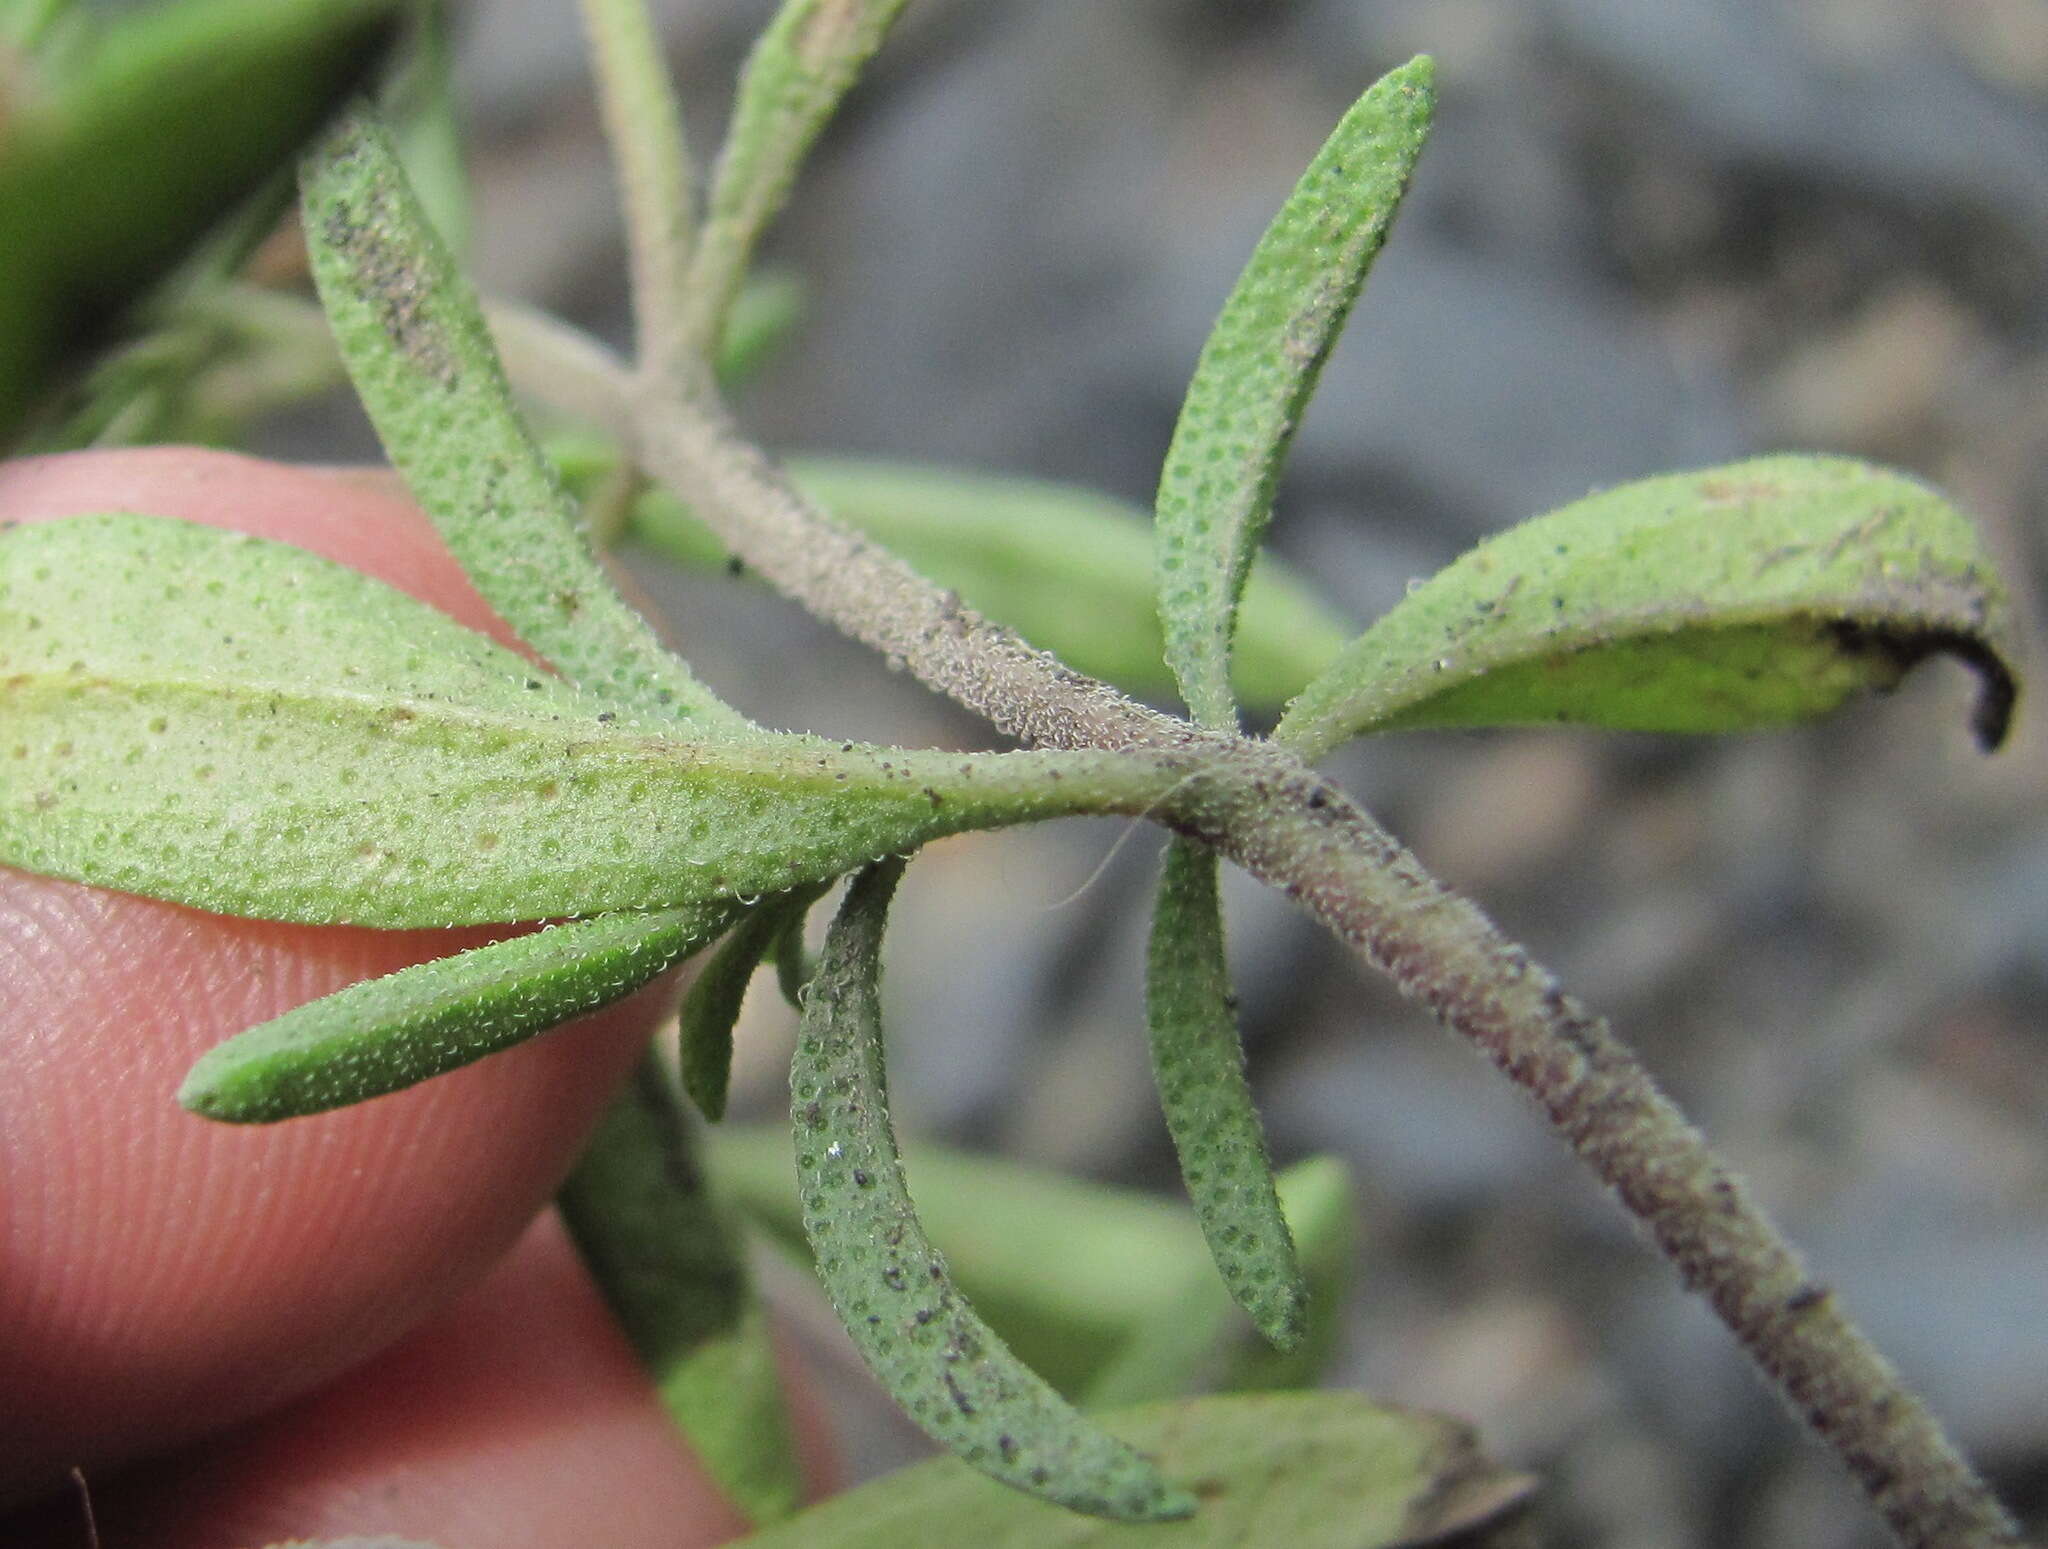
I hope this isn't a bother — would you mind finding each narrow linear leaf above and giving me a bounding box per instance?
[794,860,1192,1522]
[1147,838,1306,1351]
[684,0,909,352]
[301,106,748,730]
[732,1391,1535,1549]
[771,894,815,1009]
[0,0,402,442]
[1155,55,1434,731]
[0,514,1183,926]
[712,1124,1354,1406]
[679,882,828,1120]
[1218,1154,1355,1395]
[1083,1156,1355,1412]
[558,1056,803,1525]
[1274,454,2023,759]
[547,442,1351,709]
[181,904,733,1123]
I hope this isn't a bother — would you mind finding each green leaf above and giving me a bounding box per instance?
[718,268,807,387]
[0,513,1182,927]
[711,1127,1353,1410]
[301,106,748,731]
[771,892,817,1008]
[1085,1156,1355,1412]
[1145,838,1306,1351]
[559,1057,804,1525]
[1155,56,1434,731]
[1274,455,2023,759]
[0,0,402,443]
[794,861,1192,1522]
[552,445,1350,709]
[684,0,909,354]
[180,905,733,1123]
[731,1391,1534,1549]
[679,883,828,1121]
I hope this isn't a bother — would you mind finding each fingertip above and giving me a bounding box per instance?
[0,448,677,1497]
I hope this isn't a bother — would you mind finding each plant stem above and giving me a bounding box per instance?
[1173,756,2025,1549]
[623,382,2024,1549]
[576,0,705,392]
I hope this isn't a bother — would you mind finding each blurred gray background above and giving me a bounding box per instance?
[283,2,2048,1543]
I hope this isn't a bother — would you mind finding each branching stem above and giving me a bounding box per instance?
[576,0,706,393]
[614,378,2024,1549]
[484,304,2020,1546]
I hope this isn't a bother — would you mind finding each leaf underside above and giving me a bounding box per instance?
[300,106,747,729]
[178,904,732,1122]
[679,883,827,1121]
[1275,454,2021,758]
[1147,837,1307,1351]
[793,860,1192,1522]
[1155,55,1434,732]
[711,1125,1354,1407]
[732,1390,1534,1549]
[0,514,1174,927]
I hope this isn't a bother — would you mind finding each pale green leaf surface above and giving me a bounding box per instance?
[180,904,732,1123]
[712,1127,1352,1407]
[559,1058,803,1525]
[794,861,1191,1521]
[1155,56,1433,730]
[1146,838,1305,1351]
[301,107,748,730]
[1275,455,2022,759]
[0,514,1179,926]
[731,1391,1534,1549]
[687,0,909,349]
[679,883,827,1121]
[560,446,1350,709]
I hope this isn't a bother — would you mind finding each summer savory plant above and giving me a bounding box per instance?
[0,1,2031,1545]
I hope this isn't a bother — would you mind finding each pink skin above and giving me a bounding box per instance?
[0,450,829,1545]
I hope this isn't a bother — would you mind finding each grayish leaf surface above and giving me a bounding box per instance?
[1146,838,1306,1351]
[1155,56,1433,730]
[794,860,1192,1521]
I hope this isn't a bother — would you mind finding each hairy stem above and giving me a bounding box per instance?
[576,0,705,392]
[1171,753,2024,1549]
[619,380,2022,1549]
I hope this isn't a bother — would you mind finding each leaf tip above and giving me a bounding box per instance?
[176,1056,256,1124]
[1253,1279,1312,1354]
[1828,619,2020,754]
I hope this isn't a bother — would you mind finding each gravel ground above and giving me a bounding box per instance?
[261,2,2048,1543]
